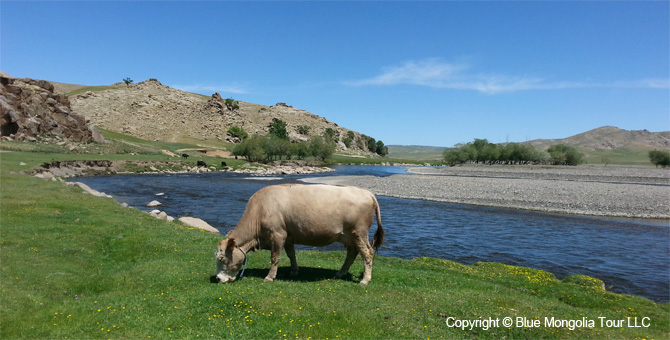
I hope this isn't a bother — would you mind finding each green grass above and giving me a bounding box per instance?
[1,147,668,339]
[66,85,124,97]
[582,147,656,165]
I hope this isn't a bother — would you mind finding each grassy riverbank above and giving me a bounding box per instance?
[1,150,669,339]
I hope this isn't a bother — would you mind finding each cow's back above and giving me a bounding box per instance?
[251,184,376,246]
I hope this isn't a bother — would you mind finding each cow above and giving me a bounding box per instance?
[182,153,189,159]
[197,160,207,167]
[215,184,384,285]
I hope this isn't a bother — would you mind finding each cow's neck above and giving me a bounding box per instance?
[229,230,260,253]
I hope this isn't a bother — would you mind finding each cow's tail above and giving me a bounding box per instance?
[371,194,385,252]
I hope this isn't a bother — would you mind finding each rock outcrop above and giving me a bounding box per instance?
[0,76,105,142]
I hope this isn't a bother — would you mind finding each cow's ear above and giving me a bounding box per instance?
[227,237,236,248]
[226,230,233,237]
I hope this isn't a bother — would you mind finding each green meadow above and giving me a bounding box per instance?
[1,141,668,339]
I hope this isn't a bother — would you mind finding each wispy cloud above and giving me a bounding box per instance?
[170,83,249,95]
[346,59,669,94]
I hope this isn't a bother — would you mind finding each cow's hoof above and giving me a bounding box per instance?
[263,277,274,282]
[358,280,370,285]
[334,271,347,279]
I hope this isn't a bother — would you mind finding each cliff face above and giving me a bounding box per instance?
[0,76,104,143]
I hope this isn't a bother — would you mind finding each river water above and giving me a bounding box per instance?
[72,165,670,302]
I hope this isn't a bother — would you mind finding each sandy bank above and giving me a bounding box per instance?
[302,165,670,219]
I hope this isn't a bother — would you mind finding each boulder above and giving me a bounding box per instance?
[146,200,163,207]
[178,217,220,235]
[66,181,112,198]
[0,76,103,142]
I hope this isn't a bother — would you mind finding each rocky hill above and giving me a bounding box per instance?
[0,75,104,143]
[69,78,372,154]
[526,126,670,151]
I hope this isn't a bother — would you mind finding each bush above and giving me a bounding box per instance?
[649,149,670,168]
[227,126,248,141]
[225,98,240,111]
[297,125,310,135]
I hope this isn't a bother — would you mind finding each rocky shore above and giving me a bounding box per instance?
[302,165,670,219]
[34,160,334,178]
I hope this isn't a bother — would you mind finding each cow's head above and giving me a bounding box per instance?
[215,238,246,283]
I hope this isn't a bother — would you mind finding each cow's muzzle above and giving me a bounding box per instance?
[215,272,238,283]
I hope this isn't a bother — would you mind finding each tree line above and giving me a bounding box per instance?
[443,139,585,166]
[230,119,387,163]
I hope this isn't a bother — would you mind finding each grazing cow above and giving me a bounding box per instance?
[182,153,189,159]
[221,161,227,167]
[215,184,384,285]
[197,160,207,167]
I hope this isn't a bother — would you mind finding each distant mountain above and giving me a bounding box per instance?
[389,126,669,163]
[525,126,670,151]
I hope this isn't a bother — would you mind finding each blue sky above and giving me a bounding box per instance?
[2,1,668,147]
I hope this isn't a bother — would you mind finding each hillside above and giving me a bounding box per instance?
[68,78,372,154]
[527,126,670,151]
[387,145,446,161]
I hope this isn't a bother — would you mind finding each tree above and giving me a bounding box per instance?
[310,135,336,161]
[268,119,288,140]
[548,144,584,165]
[123,77,133,86]
[233,135,266,162]
[649,149,670,168]
[375,140,388,157]
[227,126,248,141]
[443,147,470,166]
[291,142,310,160]
[366,136,377,153]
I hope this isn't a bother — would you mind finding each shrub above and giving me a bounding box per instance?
[649,149,670,168]
[297,125,310,135]
[225,98,240,111]
[227,126,248,141]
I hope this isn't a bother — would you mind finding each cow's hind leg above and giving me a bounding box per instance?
[335,246,358,279]
[354,236,374,285]
[284,243,299,277]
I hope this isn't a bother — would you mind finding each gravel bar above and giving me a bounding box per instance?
[302,165,670,219]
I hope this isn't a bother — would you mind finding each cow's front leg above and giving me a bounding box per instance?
[335,246,358,279]
[265,236,284,282]
[284,243,299,277]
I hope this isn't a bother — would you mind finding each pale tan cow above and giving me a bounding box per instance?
[215,184,384,285]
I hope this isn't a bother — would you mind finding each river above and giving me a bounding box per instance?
[72,165,670,302]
